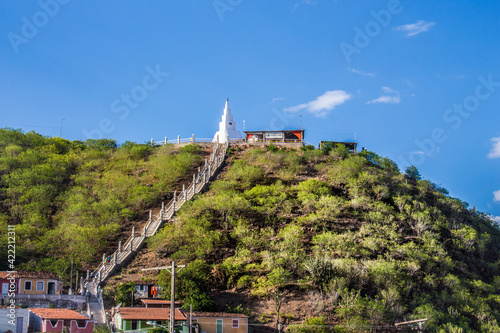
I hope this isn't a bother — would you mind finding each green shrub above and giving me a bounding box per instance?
[288,316,331,333]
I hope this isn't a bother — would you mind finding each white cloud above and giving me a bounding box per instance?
[494,190,500,202]
[269,97,286,104]
[367,86,401,105]
[348,67,374,77]
[382,86,398,94]
[284,90,351,118]
[487,137,500,158]
[367,96,401,104]
[395,20,436,37]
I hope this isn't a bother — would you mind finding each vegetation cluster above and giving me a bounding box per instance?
[148,143,500,332]
[0,129,203,279]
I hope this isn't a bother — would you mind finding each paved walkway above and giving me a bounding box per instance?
[88,294,105,325]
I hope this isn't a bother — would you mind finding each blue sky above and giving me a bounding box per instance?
[1,0,499,220]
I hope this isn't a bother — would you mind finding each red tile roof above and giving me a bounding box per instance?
[0,271,58,279]
[29,308,89,320]
[192,312,248,318]
[118,307,187,321]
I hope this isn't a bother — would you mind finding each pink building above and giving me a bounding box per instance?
[29,308,94,333]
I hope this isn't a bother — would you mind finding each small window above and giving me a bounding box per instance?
[131,320,138,330]
[37,281,44,291]
[76,320,87,328]
[232,319,239,328]
[229,122,232,125]
[24,281,32,291]
[49,319,58,327]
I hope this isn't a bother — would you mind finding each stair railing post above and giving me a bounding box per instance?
[183,184,186,201]
[131,227,135,250]
[149,210,152,222]
[172,191,176,211]
[118,241,121,254]
[162,201,165,213]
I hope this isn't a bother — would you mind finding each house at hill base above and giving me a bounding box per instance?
[133,282,163,299]
[0,271,19,296]
[112,307,187,332]
[29,308,94,333]
[0,271,62,296]
[191,312,248,333]
[0,307,29,333]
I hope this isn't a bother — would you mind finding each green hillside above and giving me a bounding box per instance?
[146,144,500,332]
[0,128,204,276]
[2,128,499,332]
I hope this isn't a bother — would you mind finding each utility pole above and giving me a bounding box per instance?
[142,262,185,333]
[69,258,73,294]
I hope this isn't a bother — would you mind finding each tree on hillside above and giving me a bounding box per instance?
[268,267,291,332]
[405,165,422,181]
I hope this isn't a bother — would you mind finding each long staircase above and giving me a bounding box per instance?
[82,142,229,323]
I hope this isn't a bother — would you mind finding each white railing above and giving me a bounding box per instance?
[152,136,247,146]
[83,142,229,291]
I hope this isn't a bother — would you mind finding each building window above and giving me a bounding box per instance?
[49,320,58,327]
[24,281,32,291]
[76,320,87,328]
[229,122,232,125]
[216,319,223,333]
[131,320,138,330]
[37,281,44,291]
[232,320,239,328]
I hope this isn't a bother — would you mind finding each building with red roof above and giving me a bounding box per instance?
[29,308,94,333]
